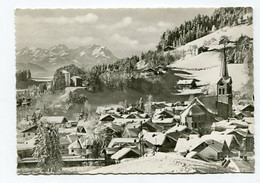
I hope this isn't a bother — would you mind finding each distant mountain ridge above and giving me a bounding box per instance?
[16,44,118,76]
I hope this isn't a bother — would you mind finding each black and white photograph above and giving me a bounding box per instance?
[14,7,255,175]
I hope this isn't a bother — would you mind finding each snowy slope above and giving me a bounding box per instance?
[88,152,232,174]
[175,24,253,52]
[168,24,253,93]
[169,52,249,92]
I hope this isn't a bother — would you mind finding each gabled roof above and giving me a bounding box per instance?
[108,138,139,148]
[68,139,82,149]
[111,147,140,160]
[142,132,166,146]
[152,118,174,124]
[71,76,81,79]
[177,79,195,85]
[40,116,67,124]
[166,125,187,134]
[22,125,38,133]
[122,128,141,138]
[201,134,238,149]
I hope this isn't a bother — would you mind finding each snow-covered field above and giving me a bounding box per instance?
[88,152,232,174]
[167,24,253,93]
[175,24,253,52]
[169,52,249,92]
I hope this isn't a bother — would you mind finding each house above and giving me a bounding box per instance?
[71,76,82,87]
[21,125,38,139]
[99,114,122,124]
[103,123,124,138]
[76,120,90,133]
[154,109,175,119]
[122,128,141,138]
[198,139,229,161]
[62,70,71,86]
[225,129,254,152]
[198,45,209,54]
[111,147,140,162]
[17,144,34,159]
[202,134,240,151]
[102,147,120,165]
[68,139,82,156]
[108,138,139,148]
[39,116,68,128]
[141,120,164,132]
[60,136,71,155]
[223,157,254,173]
[211,118,249,132]
[186,151,208,162]
[151,117,175,129]
[66,120,78,127]
[241,104,254,112]
[163,45,175,52]
[175,137,230,161]
[177,79,197,89]
[180,97,216,134]
[142,132,176,152]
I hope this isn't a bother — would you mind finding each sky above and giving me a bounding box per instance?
[16,8,215,58]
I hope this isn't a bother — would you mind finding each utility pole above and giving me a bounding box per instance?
[139,121,143,157]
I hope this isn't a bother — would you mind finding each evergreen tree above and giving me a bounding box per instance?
[33,123,63,173]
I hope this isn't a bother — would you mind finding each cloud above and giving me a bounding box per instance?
[64,36,94,46]
[110,33,138,47]
[137,26,160,33]
[114,17,132,28]
[17,13,98,24]
[95,17,132,30]
[157,21,171,27]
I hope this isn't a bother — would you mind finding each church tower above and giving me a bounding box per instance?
[217,46,233,119]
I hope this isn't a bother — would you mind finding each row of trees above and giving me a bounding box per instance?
[16,69,31,82]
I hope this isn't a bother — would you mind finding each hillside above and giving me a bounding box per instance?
[88,152,232,174]
[175,24,253,53]
[168,24,253,94]
[16,44,118,76]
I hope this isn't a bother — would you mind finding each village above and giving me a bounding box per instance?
[16,53,254,173]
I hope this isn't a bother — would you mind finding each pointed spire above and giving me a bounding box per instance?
[221,45,229,77]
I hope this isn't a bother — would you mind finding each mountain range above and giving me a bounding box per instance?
[16,44,118,76]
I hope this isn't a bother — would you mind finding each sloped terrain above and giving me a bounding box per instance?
[88,153,232,174]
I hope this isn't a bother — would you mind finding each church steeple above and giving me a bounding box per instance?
[216,38,233,119]
[221,45,229,77]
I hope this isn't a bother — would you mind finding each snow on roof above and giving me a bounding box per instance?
[77,120,91,127]
[22,125,37,133]
[111,147,139,160]
[40,116,67,124]
[177,79,195,85]
[108,138,139,148]
[62,70,69,74]
[143,132,166,146]
[68,139,82,149]
[166,125,187,134]
[201,134,238,148]
[243,117,254,124]
[152,118,174,124]
[175,89,203,96]
[113,118,148,125]
[71,76,81,79]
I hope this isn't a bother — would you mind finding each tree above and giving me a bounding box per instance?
[144,94,153,117]
[33,123,63,173]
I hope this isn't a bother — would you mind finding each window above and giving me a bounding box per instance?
[71,149,74,152]
[28,133,30,136]
[194,122,197,128]
[219,88,222,95]
[222,88,225,95]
